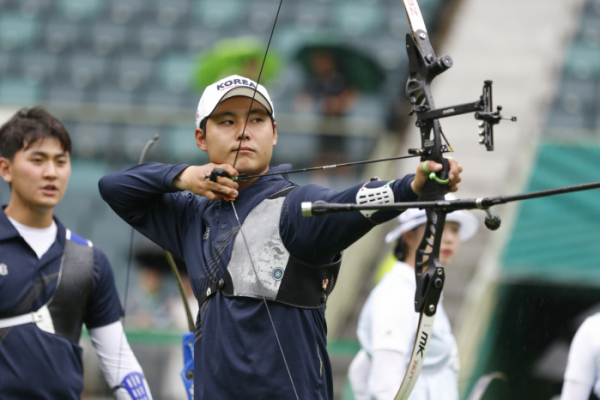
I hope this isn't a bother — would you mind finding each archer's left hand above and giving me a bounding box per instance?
[410,158,463,195]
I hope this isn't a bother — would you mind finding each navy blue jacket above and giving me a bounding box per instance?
[99,163,417,400]
[0,208,123,399]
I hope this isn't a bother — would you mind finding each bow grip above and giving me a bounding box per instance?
[209,168,235,201]
[418,157,449,201]
[209,168,229,182]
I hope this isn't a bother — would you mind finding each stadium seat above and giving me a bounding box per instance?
[184,27,220,54]
[0,51,14,76]
[68,54,107,89]
[246,1,293,32]
[121,125,163,162]
[545,98,591,131]
[155,0,190,27]
[95,86,135,106]
[195,0,246,29]
[583,0,600,19]
[70,122,113,159]
[53,190,97,238]
[157,54,194,93]
[117,57,154,92]
[55,0,104,22]
[292,2,332,31]
[19,51,60,84]
[349,94,384,119]
[145,90,185,109]
[346,136,375,163]
[577,13,600,48]
[563,42,600,80]
[165,125,208,164]
[0,78,42,106]
[138,24,174,58]
[46,83,87,104]
[44,20,80,53]
[271,133,318,166]
[65,160,111,194]
[88,206,134,267]
[333,2,384,37]
[387,4,410,38]
[0,13,40,51]
[19,0,53,17]
[272,27,330,58]
[91,23,127,56]
[108,0,144,25]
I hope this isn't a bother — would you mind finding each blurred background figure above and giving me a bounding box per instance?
[127,245,184,329]
[294,43,386,172]
[561,311,600,399]
[295,49,359,167]
[348,197,478,400]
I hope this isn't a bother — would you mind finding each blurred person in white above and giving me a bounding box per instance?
[561,313,600,399]
[0,107,152,400]
[348,194,478,400]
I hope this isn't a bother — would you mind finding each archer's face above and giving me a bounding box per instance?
[0,137,71,213]
[196,96,277,176]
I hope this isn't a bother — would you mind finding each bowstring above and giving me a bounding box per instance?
[228,0,300,398]
[232,0,284,169]
[231,203,300,400]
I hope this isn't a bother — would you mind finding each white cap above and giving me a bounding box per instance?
[385,194,479,243]
[195,75,275,128]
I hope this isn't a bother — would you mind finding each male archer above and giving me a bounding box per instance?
[0,107,152,400]
[99,75,463,399]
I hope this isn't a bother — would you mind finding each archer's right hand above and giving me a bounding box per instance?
[172,164,239,201]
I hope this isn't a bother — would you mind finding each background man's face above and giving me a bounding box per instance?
[0,137,71,212]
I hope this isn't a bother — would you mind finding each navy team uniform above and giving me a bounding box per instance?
[0,208,123,399]
[99,163,417,400]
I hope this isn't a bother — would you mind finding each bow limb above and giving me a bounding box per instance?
[392,3,448,399]
[127,135,195,399]
[136,136,195,332]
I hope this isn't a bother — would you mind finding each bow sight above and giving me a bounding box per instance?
[405,33,516,153]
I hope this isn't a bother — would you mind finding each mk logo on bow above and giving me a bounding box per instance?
[416,331,428,358]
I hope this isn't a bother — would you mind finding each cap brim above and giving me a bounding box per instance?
[385,209,479,243]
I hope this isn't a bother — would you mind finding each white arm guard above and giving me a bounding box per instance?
[356,182,395,218]
[88,321,153,400]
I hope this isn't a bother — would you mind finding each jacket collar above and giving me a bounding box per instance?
[0,206,66,250]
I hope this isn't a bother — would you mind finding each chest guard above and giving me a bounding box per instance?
[220,187,341,309]
[0,230,94,345]
[47,232,95,343]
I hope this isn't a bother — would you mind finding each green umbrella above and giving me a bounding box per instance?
[295,43,385,93]
[193,36,284,90]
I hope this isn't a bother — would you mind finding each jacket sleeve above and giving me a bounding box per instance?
[98,162,200,259]
[281,175,417,265]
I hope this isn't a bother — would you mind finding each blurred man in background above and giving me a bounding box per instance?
[0,107,152,400]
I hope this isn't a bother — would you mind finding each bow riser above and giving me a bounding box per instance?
[414,209,446,314]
